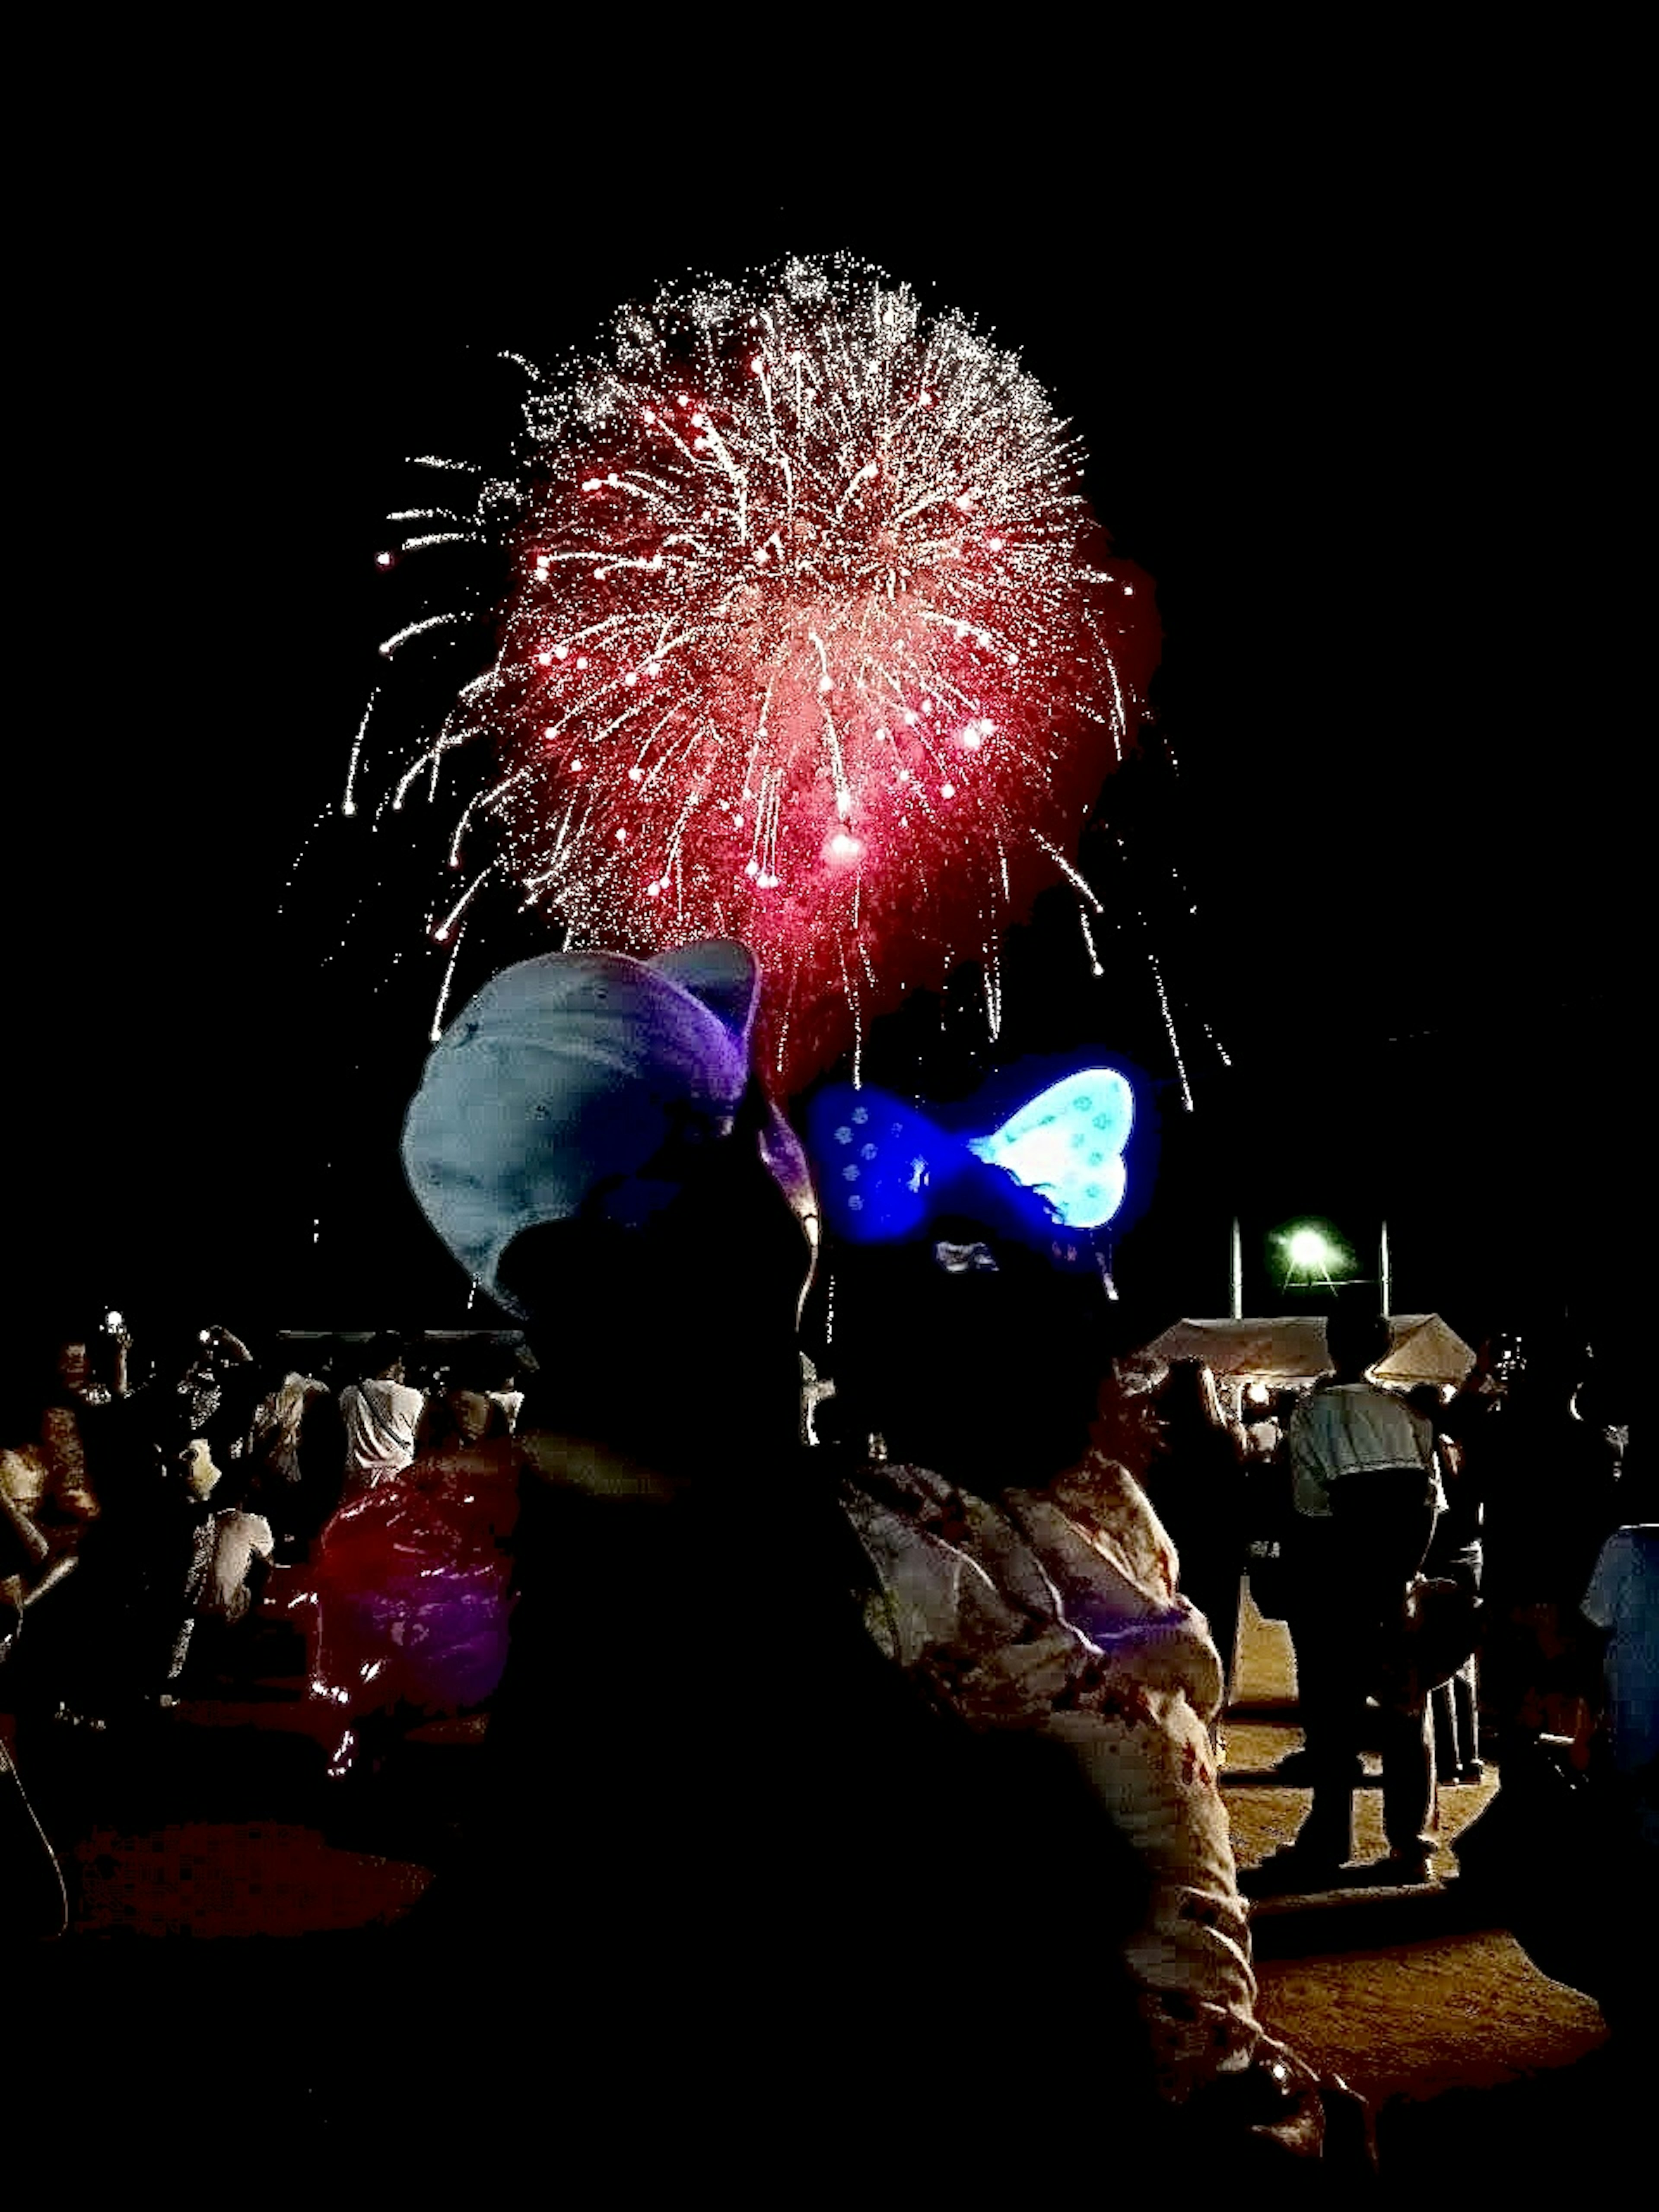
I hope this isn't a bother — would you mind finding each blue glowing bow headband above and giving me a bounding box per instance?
[806,1068,1135,1248]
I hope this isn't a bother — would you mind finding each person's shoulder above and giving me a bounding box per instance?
[1046,1448,1162,1533]
[1583,1529,1630,1621]
[1599,1523,1659,1571]
[1367,1381,1421,1412]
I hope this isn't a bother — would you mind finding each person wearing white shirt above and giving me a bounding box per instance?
[1257,1307,1443,1887]
[338,1337,426,1491]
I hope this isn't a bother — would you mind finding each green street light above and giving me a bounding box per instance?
[1287,1229,1333,1270]
[1275,1221,1350,1291]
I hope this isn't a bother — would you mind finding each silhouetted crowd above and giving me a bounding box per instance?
[0,1320,524,1724]
[6,1289,1655,2135]
[1148,1318,1654,2029]
[6,1294,1653,2073]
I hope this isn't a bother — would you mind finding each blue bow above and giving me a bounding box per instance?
[806,1069,1135,1251]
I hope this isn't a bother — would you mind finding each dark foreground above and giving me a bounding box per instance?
[5,1598,1642,2193]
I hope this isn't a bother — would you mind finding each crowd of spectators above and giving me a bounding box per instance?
[1157,1321,1652,2009]
[4,1298,1647,1942]
[0,1319,523,1726]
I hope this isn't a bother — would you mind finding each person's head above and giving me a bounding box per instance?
[831,1225,1112,1496]
[2,1330,84,1424]
[1091,1360,1164,1483]
[1574,1367,1629,1431]
[0,1363,49,1449]
[1240,1382,1272,1427]
[444,1340,500,1395]
[1519,1322,1593,1405]
[1156,1357,1224,1434]
[438,1386,493,1447]
[54,1338,95,1396]
[1323,1306,1392,1382]
[362,1333,407,1384]
[496,1083,812,1465]
[401,941,816,1474]
[148,1323,221,1390]
[10,1318,106,1401]
[1406,1382,1450,1423]
[305,1339,340,1388]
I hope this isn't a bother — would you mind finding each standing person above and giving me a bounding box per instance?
[153,1440,226,1695]
[0,1477,74,1940]
[338,1337,425,1493]
[119,1322,257,1470]
[179,1456,275,1688]
[1412,1382,1484,1783]
[1255,1306,1443,1887]
[0,1341,104,1720]
[1573,1518,1659,2038]
[422,1344,513,1452]
[1477,1331,1624,1761]
[1143,1358,1248,1717]
[246,1351,344,1555]
[1581,1518,1659,1807]
[487,1360,525,1436]
[0,1343,102,1562]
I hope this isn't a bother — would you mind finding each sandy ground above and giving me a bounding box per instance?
[7,1590,1630,2187]
[1222,1592,1634,2185]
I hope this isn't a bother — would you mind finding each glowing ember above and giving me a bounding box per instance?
[403,255,1159,1091]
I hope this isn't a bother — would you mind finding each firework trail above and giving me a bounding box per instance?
[370,255,1160,1093]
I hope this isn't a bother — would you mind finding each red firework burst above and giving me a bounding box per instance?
[432,256,1159,1093]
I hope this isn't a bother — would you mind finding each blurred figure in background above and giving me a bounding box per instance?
[178,1452,275,1688]
[487,1358,525,1435]
[1454,1459,1657,2049]
[1476,1328,1623,1761]
[0,1338,103,1720]
[1143,1358,1248,1716]
[421,1342,514,1453]
[246,1345,345,1557]
[139,1439,227,1700]
[115,1321,257,1475]
[1412,1382,1484,1784]
[338,1335,426,1493]
[1239,1382,1279,1466]
[0,1340,102,1564]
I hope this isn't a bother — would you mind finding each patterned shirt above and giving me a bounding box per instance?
[841,1447,1264,2101]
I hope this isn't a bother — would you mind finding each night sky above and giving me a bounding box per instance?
[14,94,1641,1369]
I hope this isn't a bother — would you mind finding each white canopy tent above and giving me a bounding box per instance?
[1141,1313,1475,1391]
